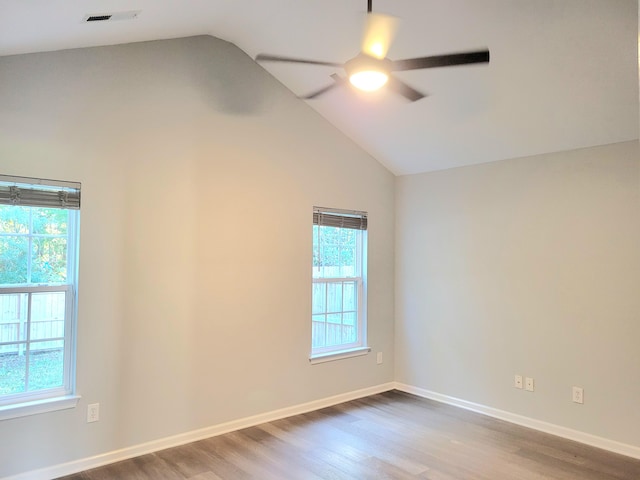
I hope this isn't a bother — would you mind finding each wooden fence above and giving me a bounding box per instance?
[312,321,356,349]
[0,292,65,354]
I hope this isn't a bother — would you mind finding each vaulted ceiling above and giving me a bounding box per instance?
[1,0,638,175]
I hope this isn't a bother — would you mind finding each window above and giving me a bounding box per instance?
[0,175,80,416]
[311,207,368,361]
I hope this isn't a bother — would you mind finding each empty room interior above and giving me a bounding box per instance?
[0,0,639,479]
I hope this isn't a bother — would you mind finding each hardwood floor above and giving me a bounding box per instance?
[58,390,640,479]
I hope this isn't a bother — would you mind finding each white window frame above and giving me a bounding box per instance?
[0,176,81,420]
[310,207,369,363]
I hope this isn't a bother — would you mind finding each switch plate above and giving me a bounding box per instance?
[572,386,584,404]
[514,375,523,389]
[376,352,383,365]
[87,403,100,423]
[525,377,534,392]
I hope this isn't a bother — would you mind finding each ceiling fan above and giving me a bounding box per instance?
[255,0,489,102]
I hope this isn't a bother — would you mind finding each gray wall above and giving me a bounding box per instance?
[395,141,640,446]
[0,36,396,477]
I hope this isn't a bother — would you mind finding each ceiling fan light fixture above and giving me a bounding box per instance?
[345,54,392,92]
[349,70,389,91]
[254,0,489,101]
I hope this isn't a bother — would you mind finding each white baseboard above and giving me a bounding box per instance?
[5,382,396,480]
[394,382,640,461]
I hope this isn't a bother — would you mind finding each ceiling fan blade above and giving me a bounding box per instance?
[391,50,490,71]
[361,13,399,59]
[301,74,346,99]
[255,54,343,68]
[301,83,339,100]
[387,76,426,102]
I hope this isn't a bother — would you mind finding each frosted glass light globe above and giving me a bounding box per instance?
[349,70,389,91]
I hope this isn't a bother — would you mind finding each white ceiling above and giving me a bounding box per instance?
[1,0,638,175]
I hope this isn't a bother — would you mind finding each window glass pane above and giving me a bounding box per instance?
[0,293,29,346]
[30,292,66,341]
[312,283,326,314]
[343,282,356,311]
[0,236,28,284]
[314,225,359,277]
[338,229,357,277]
[326,283,343,313]
[320,226,338,269]
[31,237,68,283]
[312,225,321,278]
[325,322,342,346]
[342,313,357,343]
[312,315,326,348]
[31,208,68,235]
[0,205,29,234]
[0,351,26,394]
[27,340,64,391]
[343,311,357,327]
[340,248,357,277]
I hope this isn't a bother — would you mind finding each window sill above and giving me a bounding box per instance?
[0,394,81,421]
[309,347,371,365]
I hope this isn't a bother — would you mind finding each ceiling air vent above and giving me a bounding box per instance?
[86,15,112,22]
[83,11,141,23]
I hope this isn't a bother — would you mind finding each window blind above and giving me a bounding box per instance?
[313,207,367,230]
[0,175,81,210]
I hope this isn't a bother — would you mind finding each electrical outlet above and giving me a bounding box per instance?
[525,377,534,392]
[87,403,100,423]
[376,352,383,365]
[514,375,523,389]
[572,386,584,404]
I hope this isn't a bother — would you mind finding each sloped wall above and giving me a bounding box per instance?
[0,36,395,477]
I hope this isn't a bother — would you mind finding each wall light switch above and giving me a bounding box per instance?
[376,352,383,365]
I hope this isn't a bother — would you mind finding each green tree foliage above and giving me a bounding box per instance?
[0,206,69,285]
[313,225,358,278]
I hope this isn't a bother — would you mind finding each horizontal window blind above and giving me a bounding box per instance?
[0,175,81,210]
[313,207,367,230]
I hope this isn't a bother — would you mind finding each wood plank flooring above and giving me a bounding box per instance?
[58,390,640,479]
